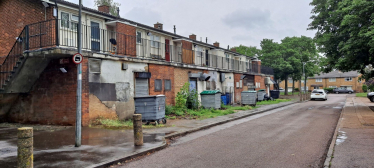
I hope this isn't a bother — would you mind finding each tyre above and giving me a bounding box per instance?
[348,91,352,94]
[162,118,167,124]
[311,98,314,101]
[371,97,374,102]
[336,91,339,94]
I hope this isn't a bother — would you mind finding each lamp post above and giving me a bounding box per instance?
[75,0,82,147]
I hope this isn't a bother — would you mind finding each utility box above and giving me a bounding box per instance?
[134,95,166,123]
[241,90,257,106]
[257,89,266,101]
[200,90,221,109]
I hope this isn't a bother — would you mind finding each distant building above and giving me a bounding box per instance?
[279,70,364,92]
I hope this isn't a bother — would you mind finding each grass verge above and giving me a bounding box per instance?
[280,92,300,95]
[257,99,292,105]
[356,93,367,97]
[90,118,166,129]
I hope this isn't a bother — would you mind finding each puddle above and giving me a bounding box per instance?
[336,131,347,145]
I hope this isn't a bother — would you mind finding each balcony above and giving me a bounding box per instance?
[1,19,274,91]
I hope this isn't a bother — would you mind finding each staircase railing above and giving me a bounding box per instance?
[0,27,27,90]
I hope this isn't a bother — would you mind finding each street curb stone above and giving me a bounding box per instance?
[92,101,299,168]
[323,95,347,168]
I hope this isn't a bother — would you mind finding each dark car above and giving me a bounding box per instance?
[333,87,354,94]
[368,92,374,102]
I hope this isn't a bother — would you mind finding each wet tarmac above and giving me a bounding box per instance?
[0,127,163,168]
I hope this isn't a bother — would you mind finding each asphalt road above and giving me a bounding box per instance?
[122,95,346,168]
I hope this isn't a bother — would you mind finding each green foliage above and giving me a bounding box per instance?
[324,88,334,93]
[165,105,173,115]
[175,83,190,111]
[256,99,292,105]
[232,45,261,57]
[187,89,200,110]
[362,85,368,93]
[356,93,367,97]
[94,0,121,16]
[294,88,299,92]
[308,0,374,79]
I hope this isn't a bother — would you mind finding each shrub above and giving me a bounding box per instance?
[165,105,173,115]
[324,88,334,93]
[294,88,299,92]
[175,83,189,111]
[362,84,368,93]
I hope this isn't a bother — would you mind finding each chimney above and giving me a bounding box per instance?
[154,22,163,30]
[206,37,208,43]
[231,48,237,52]
[189,34,196,40]
[174,25,176,34]
[98,5,110,14]
[213,41,219,47]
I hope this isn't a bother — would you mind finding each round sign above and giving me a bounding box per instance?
[72,53,83,64]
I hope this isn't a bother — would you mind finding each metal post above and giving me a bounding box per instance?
[75,0,82,147]
[133,114,143,146]
[17,127,33,168]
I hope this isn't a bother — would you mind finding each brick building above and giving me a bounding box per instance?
[279,70,364,92]
[0,0,274,126]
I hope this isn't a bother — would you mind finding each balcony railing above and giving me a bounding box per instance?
[2,19,274,76]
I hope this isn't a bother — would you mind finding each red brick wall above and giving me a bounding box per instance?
[234,73,243,104]
[148,64,175,105]
[7,57,90,126]
[116,22,136,57]
[254,75,266,90]
[0,0,54,57]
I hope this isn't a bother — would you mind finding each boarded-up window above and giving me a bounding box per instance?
[155,79,162,91]
[89,59,101,73]
[135,78,148,97]
[164,80,171,91]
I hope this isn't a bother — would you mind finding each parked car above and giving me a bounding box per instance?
[333,87,354,94]
[311,89,328,101]
[367,92,374,102]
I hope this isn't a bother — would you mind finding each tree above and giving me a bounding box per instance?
[309,0,374,78]
[232,45,261,57]
[94,0,121,16]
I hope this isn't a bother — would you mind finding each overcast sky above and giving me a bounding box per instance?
[67,0,316,49]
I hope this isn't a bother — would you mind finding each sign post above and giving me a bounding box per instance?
[75,0,82,147]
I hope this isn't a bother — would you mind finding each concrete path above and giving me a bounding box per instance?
[121,95,345,168]
[331,96,374,168]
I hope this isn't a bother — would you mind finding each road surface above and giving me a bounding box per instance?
[122,94,345,168]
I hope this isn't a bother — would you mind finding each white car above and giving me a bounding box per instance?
[311,89,328,101]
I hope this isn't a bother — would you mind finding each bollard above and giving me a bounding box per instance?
[17,127,33,168]
[133,114,143,146]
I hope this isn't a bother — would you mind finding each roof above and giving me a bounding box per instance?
[309,70,359,79]
[53,0,252,58]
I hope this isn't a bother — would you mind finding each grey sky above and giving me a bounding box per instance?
[67,0,316,49]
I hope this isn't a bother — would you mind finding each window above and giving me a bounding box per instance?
[225,53,230,62]
[345,77,352,81]
[155,79,162,91]
[151,35,160,48]
[301,80,307,83]
[71,15,79,31]
[329,86,337,88]
[329,78,336,82]
[136,31,142,44]
[164,80,171,91]
[316,78,322,82]
[256,82,261,88]
[288,79,293,83]
[61,12,70,28]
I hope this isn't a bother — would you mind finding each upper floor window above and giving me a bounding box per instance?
[316,78,322,82]
[301,80,307,83]
[151,35,160,48]
[345,77,352,81]
[329,86,337,88]
[61,12,70,28]
[225,53,230,62]
[288,79,293,83]
[329,78,336,82]
[136,31,142,44]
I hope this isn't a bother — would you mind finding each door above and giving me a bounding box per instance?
[205,50,209,66]
[165,39,170,62]
[135,78,149,97]
[91,21,100,51]
[189,78,197,92]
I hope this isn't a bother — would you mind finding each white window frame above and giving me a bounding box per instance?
[329,78,336,82]
[288,79,293,83]
[345,77,352,81]
[60,12,79,31]
[150,35,160,48]
[329,86,337,88]
[61,12,70,29]
[136,31,142,44]
[316,78,322,82]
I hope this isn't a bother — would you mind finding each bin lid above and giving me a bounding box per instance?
[200,90,221,95]
[258,89,266,91]
[242,90,257,93]
[134,95,165,99]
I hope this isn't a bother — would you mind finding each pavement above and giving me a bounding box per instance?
[329,96,374,168]
[0,100,297,168]
[120,94,345,168]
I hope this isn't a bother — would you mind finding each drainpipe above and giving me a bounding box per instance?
[54,0,59,46]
